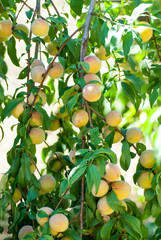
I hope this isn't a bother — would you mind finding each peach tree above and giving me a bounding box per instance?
[0,0,161,239]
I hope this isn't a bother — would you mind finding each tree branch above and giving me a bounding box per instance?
[34,0,41,59]
[49,0,60,17]
[15,0,28,22]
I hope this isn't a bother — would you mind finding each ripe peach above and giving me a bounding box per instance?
[29,111,43,127]
[31,18,49,37]
[47,152,65,172]
[29,127,45,144]
[126,127,143,144]
[84,55,101,73]
[18,225,34,240]
[72,109,89,128]
[69,148,77,164]
[13,24,29,39]
[135,21,153,43]
[50,118,60,131]
[91,180,109,197]
[49,213,69,232]
[39,174,56,194]
[105,111,122,127]
[48,62,64,79]
[82,84,101,102]
[140,150,155,169]
[94,46,111,61]
[84,74,101,86]
[28,91,46,106]
[103,126,122,143]
[137,170,154,189]
[12,101,25,119]
[31,65,46,83]
[50,228,63,237]
[97,196,114,216]
[111,181,131,200]
[31,59,45,69]
[12,188,22,203]
[36,207,53,226]
[104,163,121,182]
[0,20,12,38]
[47,42,58,56]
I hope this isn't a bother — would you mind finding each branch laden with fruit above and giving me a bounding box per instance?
[0,0,161,239]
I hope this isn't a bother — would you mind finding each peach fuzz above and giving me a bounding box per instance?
[140,150,156,169]
[48,62,64,79]
[29,111,43,127]
[111,181,131,200]
[36,207,53,226]
[105,111,122,127]
[0,20,12,38]
[126,127,143,144]
[97,196,114,216]
[82,84,101,102]
[84,55,101,73]
[91,180,109,197]
[31,59,45,69]
[31,18,49,37]
[29,127,45,144]
[72,109,89,128]
[31,65,46,83]
[49,213,69,232]
[18,225,34,240]
[12,188,22,203]
[39,174,56,193]
[103,126,122,143]
[104,163,121,182]
[84,73,101,86]
[12,101,25,119]
[47,42,58,56]
[28,91,46,106]
[137,171,154,189]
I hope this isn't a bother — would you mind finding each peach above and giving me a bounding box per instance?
[140,150,156,169]
[31,59,45,69]
[29,111,43,127]
[31,65,46,83]
[91,180,109,197]
[61,237,71,240]
[0,20,12,38]
[28,91,46,106]
[137,170,154,189]
[47,152,65,172]
[84,55,101,73]
[50,118,60,131]
[126,127,143,144]
[82,84,101,102]
[0,36,8,42]
[135,21,153,43]
[84,73,101,86]
[39,174,56,194]
[49,213,69,232]
[104,163,121,182]
[48,62,64,79]
[119,200,128,210]
[30,163,36,173]
[103,126,122,143]
[69,148,77,164]
[12,188,22,203]
[12,101,25,119]
[36,207,53,226]
[97,196,114,216]
[94,46,111,61]
[13,24,29,39]
[105,111,122,127]
[29,127,45,144]
[72,109,89,128]
[31,18,49,37]
[47,42,58,56]
[18,225,34,240]
[43,34,50,42]
[111,181,131,200]
[50,228,63,237]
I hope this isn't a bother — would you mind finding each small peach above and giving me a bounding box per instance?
[97,196,114,216]
[105,111,122,127]
[91,180,109,197]
[18,225,34,240]
[111,181,131,200]
[31,65,46,83]
[72,109,89,128]
[84,74,101,86]
[104,163,121,182]
[29,111,43,127]
[29,127,45,144]
[12,101,25,119]
[0,20,12,38]
[140,150,156,169]
[49,213,69,232]
[94,46,111,61]
[36,207,53,226]
[28,91,46,106]
[103,126,122,143]
[39,174,56,193]
[126,127,143,144]
[31,18,49,37]
[137,170,154,189]
[84,55,101,73]
[48,62,64,79]
[82,84,101,102]
[31,59,45,69]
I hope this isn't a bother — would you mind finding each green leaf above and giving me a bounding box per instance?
[120,141,131,171]
[67,93,80,113]
[18,153,32,186]
[68,165,87,185]
[121,214,142,238]
[26,185,39,204]
[122,31,133,61]
[101,219,116,240]
[85,192,96,212]
[13,29,29,44]
[91,19,102,45]
[129,3,152,23]
[6,36,19,66]
[0,84,4,104]
[59,179,68,195]
[106,191,120,212]
[101,22,109,46]
[88,164,101,194]
[0,56,7,74]
[1,98,24,121]
[18,66,28,79]
[70,0,83,16]
[35,106,51,130]
[92,148,117,164]
[86,207,94,228]
[125,74,145,95]
[67,39,80,59]
[25,9,33,19]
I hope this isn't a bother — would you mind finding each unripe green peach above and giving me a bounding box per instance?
[50,118,61,131]
[91,180,109,197]
[72,109,89,128]
[126,127,143,144]
[61,237,71,240]
[84,74,101,86]
[18,225,34,240]
[39,174,56,194]
[140,150,156,169]
[47,152,65,172]
[0,36,8,42]
[0,20,12,38]
[13,24,29,39]
[84,55,101,73]
[30,163,36,173]
[12,101,25,119]
[103,126,122,143]
[29,111,43,127]
[111,181,131,200]
[43,34,50,42]
[31,59,45,69]
[31,18,49,37]
[49,213,69,232]
[82,84,101,102]
[105,111,122,127]
[48,62,64,79]
[50,228,63,237]
[135,21,153,43]
[12,188,22,203]
[94,46,111,61]
[28,91,46,106]
[69,148,77,164]
[97,196,114,216]
[31,65,46,83]
[104,163,121,182]
[47,42,58,56]
[36,207,53,226]
[137,170,154,189]
[29,127,45,144]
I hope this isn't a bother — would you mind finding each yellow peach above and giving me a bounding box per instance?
[72,109,89,128]
[29,127,45,144]
[47,42,58,56]
[111,181,131,200]
[50,118,60,131]
[36,207,53,226]
[94,46,111,61]
[103,126,122,143]
[12,101,25,119]
[18,225,34,240]
[31,59,45,69]
[97,196,114,216]
[82,84,101,102]
[28,91,46,106]
[137,170,154,189]
[105,111,122,127]
[91,180,109,197]
[13,24,29,39]
[47,152,65,172]
[104,163,121,182]
[135,21,153,43]
[84,55,101,73]
[29,111,43,127]
[140,150,155,169]
[39,174,56,194]
[48,62,64,79]
[0,20,12,38]
[12,188,22,203]
[84,73,101,86]
[31,18,49,37]
[126,127,143,144]
[31,65,46,83]
[50,228,63,237]
[49,213,69,232]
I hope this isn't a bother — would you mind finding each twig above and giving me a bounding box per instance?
[80,177,85,236]
[15,0,28,22]
[45,0,51,16]
[26,152,42,176]
[49,0,60,17]
[153,32,161,62]
[85,100,93,128]
[88,105,106,121]
[34,0,41,59]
